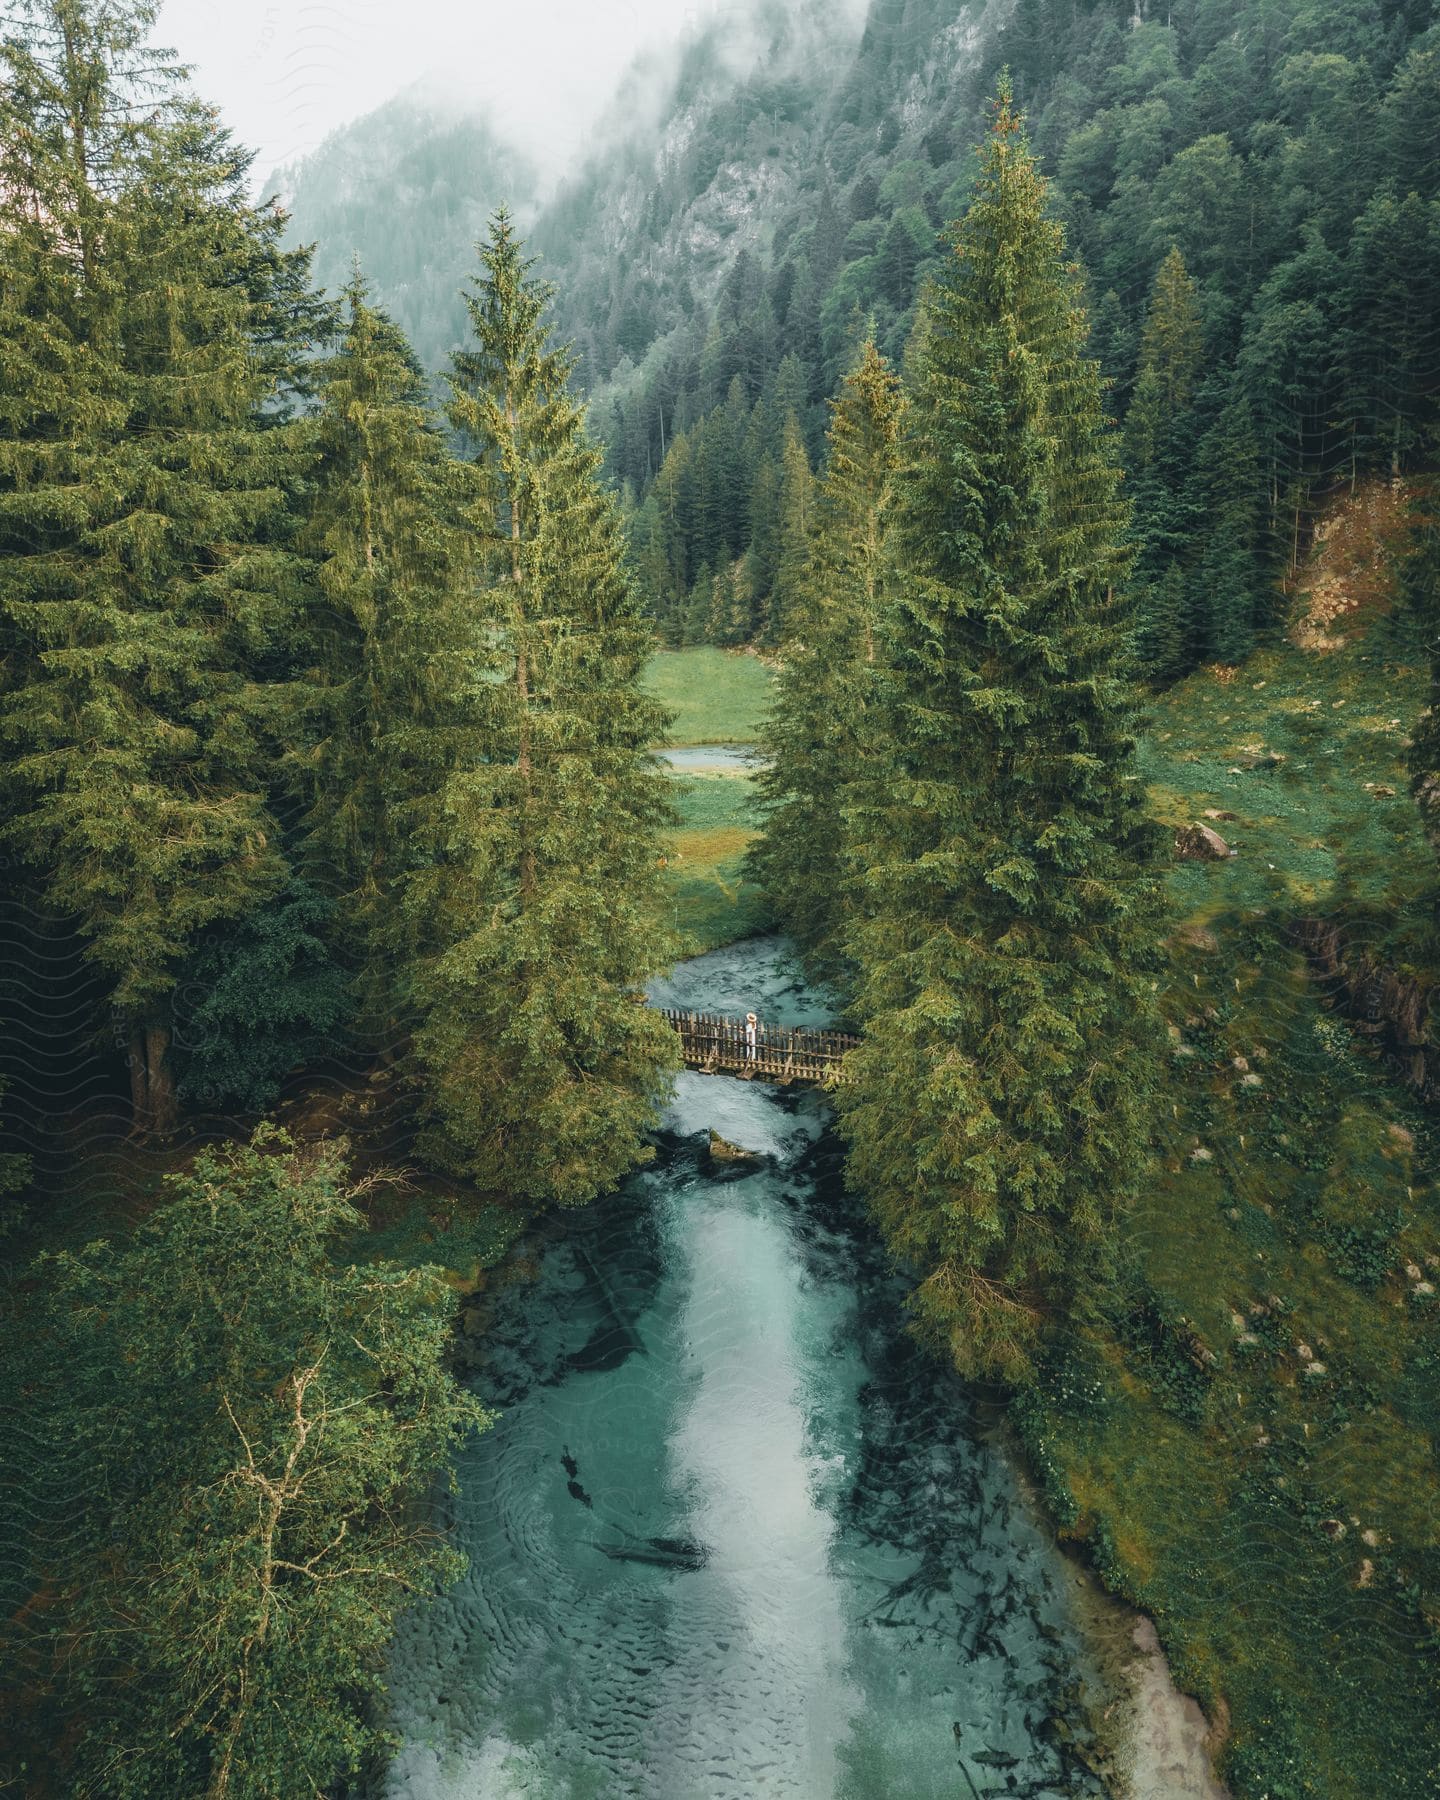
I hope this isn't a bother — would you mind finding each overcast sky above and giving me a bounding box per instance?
[154,0,731,186]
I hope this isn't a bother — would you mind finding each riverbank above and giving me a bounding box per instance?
[1017,509,1440,1796]
[643,676,1241,1797]
[389,935,1229,1800]
[995,1421,1230,1800]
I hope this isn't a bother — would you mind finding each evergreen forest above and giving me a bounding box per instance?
[3,1,1440,1796]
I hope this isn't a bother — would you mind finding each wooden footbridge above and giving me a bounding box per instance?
[659,1009,859,1086]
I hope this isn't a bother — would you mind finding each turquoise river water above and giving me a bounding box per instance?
[378,939,1116,1799]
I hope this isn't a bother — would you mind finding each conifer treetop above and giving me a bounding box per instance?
[1139,245,1204,413]
[449,207,572,432]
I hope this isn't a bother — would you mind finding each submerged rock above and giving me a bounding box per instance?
[591,1535,709,1572]
[1173,923,1220,953]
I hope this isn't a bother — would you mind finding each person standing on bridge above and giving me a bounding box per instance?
[745,1012,758,1061]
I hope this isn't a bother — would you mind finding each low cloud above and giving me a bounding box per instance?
[157,0,871,193]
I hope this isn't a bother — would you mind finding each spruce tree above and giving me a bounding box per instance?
[1193,378,1265,663]
[1405,486,1440,853]
[625,492,679,640]
[749,340,904,977]
[839,84,1164,1383]
[648,429,693,628]
[1124,248,1203,486]
[0,8,316,1134]
[1338,191,1440,480]
[170,879,348,1113]
[704,559,754,648]
[746,453,783,614]
[296,273,478,1049]
[414,211,678,1205]
[1125,247,1204,680]
[1138,560,1189,682]
[1138,245,1204,414]
[765,414,815,644]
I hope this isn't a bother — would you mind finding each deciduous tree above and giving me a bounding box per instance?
[37,1129,487,1799]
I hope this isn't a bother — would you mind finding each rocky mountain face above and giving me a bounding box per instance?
[535,0,1011,405]
[532,0,873,362]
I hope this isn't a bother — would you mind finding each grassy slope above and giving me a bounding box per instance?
[645,647,778,954]
[1021,483,1440,1797]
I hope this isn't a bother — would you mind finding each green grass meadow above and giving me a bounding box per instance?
[645,648,776,951]
[643,646,775,745]
[660,768,770,954]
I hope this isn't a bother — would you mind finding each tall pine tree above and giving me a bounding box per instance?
[749,339,904,977]
[838,84,1164,1382]
[1405,483,1440,857]
[0,5,318,1133]
[764,414,815,644]
[295,272,479,1050]
[1192,377,1266,664]
[1125,247,1204,680]
[1137,245,1204,415]
[413,212,679,1204]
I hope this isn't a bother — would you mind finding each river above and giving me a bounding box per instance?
[378,939,1193,1799]
[654,746,764,774]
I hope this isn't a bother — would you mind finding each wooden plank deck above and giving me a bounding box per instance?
[658,1008,858,1086]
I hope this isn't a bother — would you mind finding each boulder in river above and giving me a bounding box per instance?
[706,1130,765,1177]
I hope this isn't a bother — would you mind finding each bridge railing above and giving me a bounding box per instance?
[658,1008,859,1085]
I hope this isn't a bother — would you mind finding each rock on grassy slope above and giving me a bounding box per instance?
[1018,480,1440,1799]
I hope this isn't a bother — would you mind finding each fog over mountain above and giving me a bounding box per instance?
[263,83,542,371]
[8,4,1440,1797]
[268,0,983,379]
[159,0,801,183]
